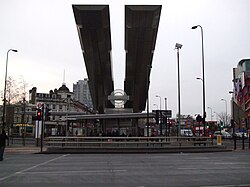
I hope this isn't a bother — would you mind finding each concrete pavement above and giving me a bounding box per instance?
[1,151,250,187]
[5,146,44,154]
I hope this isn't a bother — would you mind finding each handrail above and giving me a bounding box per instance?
[45,136,213,148]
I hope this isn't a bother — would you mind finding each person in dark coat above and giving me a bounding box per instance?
[0,130,8,161]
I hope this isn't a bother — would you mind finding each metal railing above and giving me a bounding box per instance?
[45,136,214,148]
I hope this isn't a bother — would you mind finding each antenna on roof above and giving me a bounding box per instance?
[63,69,66,86]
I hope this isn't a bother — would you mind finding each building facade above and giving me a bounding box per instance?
[0,101,36,137]
[73,79,93,109]
[29,83,94,136]
[232,59,250,130]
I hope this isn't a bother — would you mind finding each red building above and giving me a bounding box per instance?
[232,59,250,130]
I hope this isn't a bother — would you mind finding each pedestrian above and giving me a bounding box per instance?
[0,130,8,161]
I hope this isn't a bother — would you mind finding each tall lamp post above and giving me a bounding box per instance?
[213,111,218,121]
[164,98,167,110]
[175,43,183,136]
[146,65,152,137]
[156,95,162,111]
[164,97,168,136]
[156,95,162,135]
[2,49,18,131]
[196,77,205,135]
[207,106,213,121]
[229,91,234,120]
[221,98,228,127]
[153,104,158,110]
[229,91,236,150]
[192,25,206,133]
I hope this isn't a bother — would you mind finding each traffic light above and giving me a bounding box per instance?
[163,116,167,125]
[206,123,209,129]
[220,121,224,128]
[156,110,159,124]
[45,107,51,121]
[196,114,202,123]
[169,121,172,127]
[36,109,42,121]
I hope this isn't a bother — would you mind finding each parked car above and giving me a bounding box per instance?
[213,131,232,139]
[234,132,249,139]
[234,132,243,139]
[180,129,193,137]
[229,132,249,139]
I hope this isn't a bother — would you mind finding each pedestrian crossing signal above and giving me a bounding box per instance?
[36,109,42,121]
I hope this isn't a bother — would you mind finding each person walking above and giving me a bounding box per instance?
[0,130,8,161]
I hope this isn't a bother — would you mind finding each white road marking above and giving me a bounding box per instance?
[178,167,198,170]
[0,154,69,182]
[21,169,128,175]
[202,184,250,187]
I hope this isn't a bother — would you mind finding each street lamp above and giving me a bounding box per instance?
[192,25,206,132]
[164,98,167,110]
[153,104,158,110]
[196,78,203,107]
[213,111,218,121]
[196,77,206,135]
[155,95,162,111]
[2,49,18,131]
[229,91,234,120]
[146,65,152,137]
[221,98,227,127]
[175,43,182,136]
[207,107,213,121]
[164,97,168,136]
[156,95,162,135]
[229,90,236,150]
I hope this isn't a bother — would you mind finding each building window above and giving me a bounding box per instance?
[244,60,250,70]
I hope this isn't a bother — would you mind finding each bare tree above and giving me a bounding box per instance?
[2,76,29,104]
[217,112,231,127]
[6,76,20,104]
[18,75,29,100]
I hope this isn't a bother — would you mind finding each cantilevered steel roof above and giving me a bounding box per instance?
[124,5,162,112]
[72,5,161,113]
[66,112,156,120]
[72,5,114,113]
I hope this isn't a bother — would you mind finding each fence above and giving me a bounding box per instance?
[45,136,214,148]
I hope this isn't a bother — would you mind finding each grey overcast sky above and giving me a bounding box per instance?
[1,0,250,118]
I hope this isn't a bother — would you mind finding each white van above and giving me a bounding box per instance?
[180,129,193,137]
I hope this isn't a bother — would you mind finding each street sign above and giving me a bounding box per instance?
[152,110,172,118]
[161,110,172,118]
[37,103,44,109]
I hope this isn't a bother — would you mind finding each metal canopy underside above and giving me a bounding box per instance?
[66,112,156,120]
[124,5,162,112]
[72,5,161,114]
[73,5,114,113]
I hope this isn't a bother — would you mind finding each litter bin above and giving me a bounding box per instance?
[217,135,222,145]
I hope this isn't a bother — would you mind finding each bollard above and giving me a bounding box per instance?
[242,131,245,150]
[248,130,250,149]
[217,135,222,145]
[233,134,237,150]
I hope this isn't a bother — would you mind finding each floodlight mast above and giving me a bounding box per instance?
[175,43,182,136]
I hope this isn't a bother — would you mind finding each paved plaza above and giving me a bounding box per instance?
[0,150,250,187]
